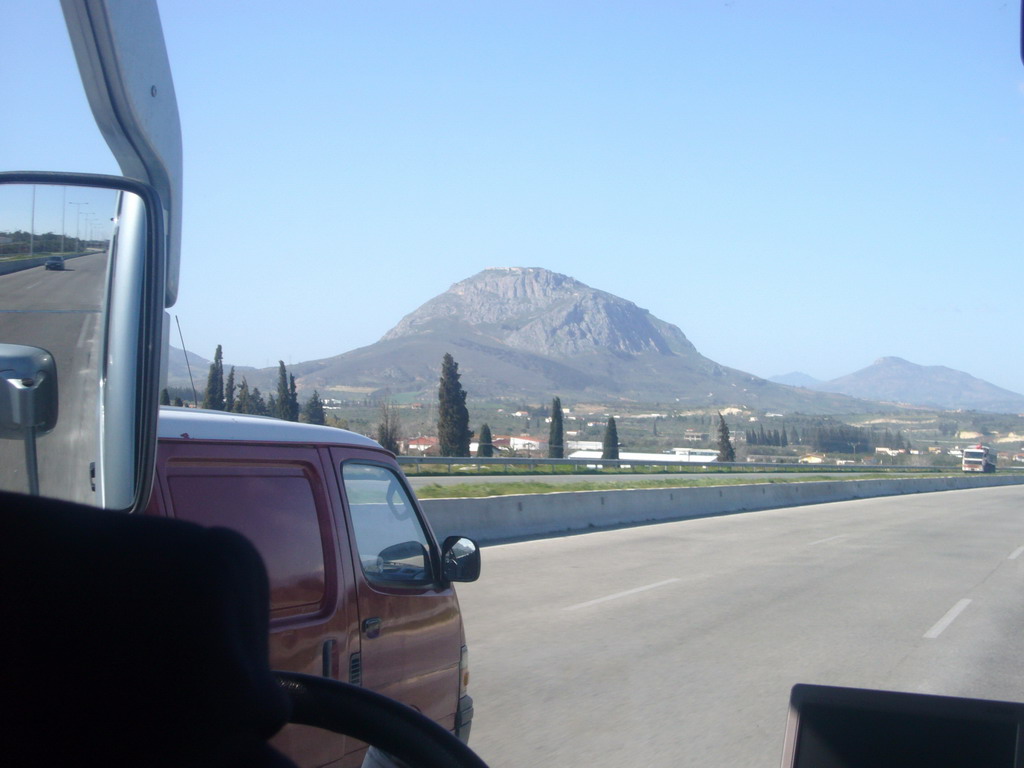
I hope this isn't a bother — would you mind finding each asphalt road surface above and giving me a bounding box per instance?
[0,251,106,502]
[455,485,1024,767]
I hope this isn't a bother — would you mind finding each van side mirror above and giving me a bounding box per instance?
[441,536,481,583]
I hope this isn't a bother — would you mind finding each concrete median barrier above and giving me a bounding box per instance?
[0,252,88,275]
[421,474,1024,545]
[0,257,48,275]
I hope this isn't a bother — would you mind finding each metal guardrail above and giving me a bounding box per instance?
[395,455,964,475]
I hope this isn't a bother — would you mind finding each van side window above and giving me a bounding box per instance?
[341,463,432,586]
[166,468,328,615]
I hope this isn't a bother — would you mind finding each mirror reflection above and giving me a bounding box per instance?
[0,183,117,503]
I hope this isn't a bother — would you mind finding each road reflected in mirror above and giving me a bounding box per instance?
[0,183,116,503]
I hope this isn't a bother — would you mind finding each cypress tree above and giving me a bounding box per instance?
[251,387,267,416]
[716,412,736,462]
[275,361,290,420]
[304,390,326,425]
[376,396,402,455]
[437,353,471,457]
[601,417,619,460]
[159,388,171,406]
[201,344,224,410]
[288,373,299,422]
[224,366,236,413]
[235,378,250,414]
[173,397,184,407]
[478,424,494,458]
[548,396,564,459]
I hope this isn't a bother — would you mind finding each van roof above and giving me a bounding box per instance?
[157,406,384,450]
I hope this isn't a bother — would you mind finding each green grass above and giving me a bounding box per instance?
[412,473,940,499]
[401,463,850,478]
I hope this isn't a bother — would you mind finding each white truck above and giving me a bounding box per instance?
[962,444,997,473]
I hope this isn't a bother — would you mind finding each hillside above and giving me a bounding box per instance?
[769,372,823,388]
[167,271,1024,416]
[816,357,1024,413]
[281,267,872,412]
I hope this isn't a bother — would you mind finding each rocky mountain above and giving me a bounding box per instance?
[284,267,870,412]
[814,357,1024,413]
[167,270,1024,414]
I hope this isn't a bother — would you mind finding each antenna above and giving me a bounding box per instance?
[174,315,198,407]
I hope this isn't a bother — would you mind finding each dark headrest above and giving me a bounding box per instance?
[0,491,295,767]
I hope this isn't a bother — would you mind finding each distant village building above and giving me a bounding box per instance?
[567,440,603,451]
[875,447,906,457]
[404,436,438,454]
[509,436,546,452]
[568,450,718,464]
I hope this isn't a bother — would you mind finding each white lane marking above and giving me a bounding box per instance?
[565,578,682,611]
[924,598,972,639]
[1009,546,1024,560]
[809,534,848,546]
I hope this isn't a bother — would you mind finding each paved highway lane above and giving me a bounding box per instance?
[0,251,106,501]
[456,486,1024,766]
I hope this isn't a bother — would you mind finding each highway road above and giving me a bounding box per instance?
[455,485,1024,766]
[0,251,106,502]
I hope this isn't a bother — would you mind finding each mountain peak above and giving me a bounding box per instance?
[382,266,697,358]
[169,266,879,411]
[821,357,1024,412]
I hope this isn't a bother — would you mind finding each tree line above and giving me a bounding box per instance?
[745,425,792,447]
[434,353,621,459]
[160,345,326,425]
[0,230,94,256]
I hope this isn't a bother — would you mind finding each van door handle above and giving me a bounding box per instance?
[362,617,382,639]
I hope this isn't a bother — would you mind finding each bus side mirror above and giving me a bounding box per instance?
[0,174,165,509]
[0,344,58,434]
[0,344,58,496]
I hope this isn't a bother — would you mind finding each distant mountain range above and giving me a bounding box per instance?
[769,372,823,389]
[770,358,1024,413]
[166,267,1024,414]
[271,267,873,412]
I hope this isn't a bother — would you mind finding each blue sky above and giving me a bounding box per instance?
[4,1,1024,396]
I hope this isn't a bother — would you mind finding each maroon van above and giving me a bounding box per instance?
[145,406,479,767]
